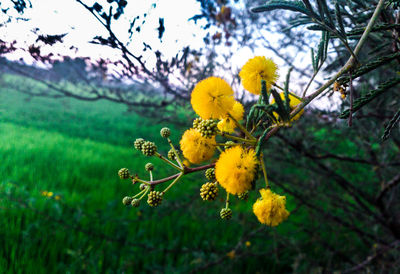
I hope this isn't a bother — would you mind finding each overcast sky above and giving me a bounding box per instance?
[0,0,208,63]
[0,0,341,109]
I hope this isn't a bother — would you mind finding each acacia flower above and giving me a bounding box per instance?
[271,92,304,122]
[180,128,216,164]
[215,146,258,195]
[239,56,278,95]
[191,77,235,119]
[217,101,244,133]
[253,188,290,227]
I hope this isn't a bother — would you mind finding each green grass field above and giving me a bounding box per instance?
[0,77,300,273]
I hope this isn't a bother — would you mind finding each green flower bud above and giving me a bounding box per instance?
[134,138,145,150]
[147,191,163,207]
[220,208,232,220]
[224,141,235,148]
[118,168,130,179]
[139,183,147,191]
[145,163,154,171]
[193,117,202,129]
[131,198,140,207]
[238,191,249,200]
[200,182,219,201]
[141,141,157,156]
[167,148,180,160]
[205,168,216,181]
[160,127,171,138]
[122,196,133,206]
[197,119,218,138]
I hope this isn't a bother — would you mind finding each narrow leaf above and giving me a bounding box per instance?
[340,78,400,119]
[251,0,312,17]
[382,107,400,141]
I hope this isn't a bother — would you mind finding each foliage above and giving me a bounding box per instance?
[1,0,400,272]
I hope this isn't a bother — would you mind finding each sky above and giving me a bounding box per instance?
[0,0,341,110]
[0,0,207,63]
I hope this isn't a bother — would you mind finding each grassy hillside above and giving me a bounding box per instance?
[0,78,296,273]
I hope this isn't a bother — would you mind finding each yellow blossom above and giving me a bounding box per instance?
[239,56,278,95]
[215,146,258,195]
[191,77,235,119]
[55,195,61,201]
[180,128,216,164]
[271,92,304,122]
[245,241,251,247]
[252,188,290,227]
[217,101,244,133]
[182,159,191,167]
[226,250,236,259]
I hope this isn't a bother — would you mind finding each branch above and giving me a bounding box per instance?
[289,0,386,119]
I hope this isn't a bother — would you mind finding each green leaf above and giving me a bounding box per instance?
[311,48,317,71]
[307,24,329,31]
[382,107,400,141]
[271,89,290,121]
[337,52,400,85]
[256,128,271,156]
[335,2,346,39]
[284,68,293,112]
[340,77,400,119]
[251,0,312,17]
[317,0,334,27]
[260,80,269,104]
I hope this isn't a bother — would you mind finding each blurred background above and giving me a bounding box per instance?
[0,0,399,273]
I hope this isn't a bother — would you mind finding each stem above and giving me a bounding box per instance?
[216,142,236,147]
[162,172,183,194]
[167,138,183,168]
[227,113,256,141]
[138,187,150,200]
[216,146,223,153]
[260,153,269,188]
[225,192,230,209]
[348,73,354,127]
[302,66,321,98]
[221,133,257,144]
[250,120,263,134]
[290,0,385,119]
[149,171,153,182]
[155,152,183,171]
[132,188,147,199]
[133,177,151,185]
[137,163,216,187]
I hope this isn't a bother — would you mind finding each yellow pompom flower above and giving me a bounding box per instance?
[180,128,216,164]
[191,77,236,119]
[217,101,244,133]
[253,188,290,227]
[271,92,304,122]
[239,56,278,95]
[215,146,258,195]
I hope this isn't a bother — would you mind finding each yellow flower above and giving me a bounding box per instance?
[271,92,304,122]
[191,77,235,119]
[182,159,191,167]
[245,241,251,247]
[253,188,290,227]
[55,195,61,201]
[239,56,278,95]
[217,101,244,133]
[47,191,54,197]
[215,146,258,195]
[226,250,236,259]
[180,128,216,164]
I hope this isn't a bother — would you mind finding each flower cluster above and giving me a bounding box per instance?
[118,56,304,227]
